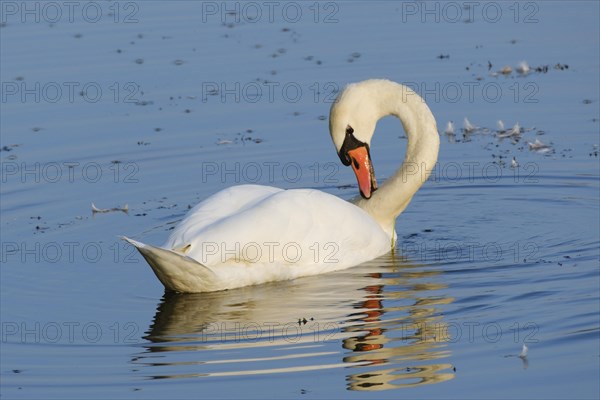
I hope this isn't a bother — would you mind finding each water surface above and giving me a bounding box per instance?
[1,2,599,399]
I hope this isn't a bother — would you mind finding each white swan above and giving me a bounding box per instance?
[123,79,439,293]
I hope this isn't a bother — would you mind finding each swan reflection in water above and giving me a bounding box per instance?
[134,254,455,391]
[342,271,454,390]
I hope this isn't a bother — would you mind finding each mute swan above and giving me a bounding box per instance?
[123,79,439,292]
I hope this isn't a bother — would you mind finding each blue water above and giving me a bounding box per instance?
[1,2,599,399]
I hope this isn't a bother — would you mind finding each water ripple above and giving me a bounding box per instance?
[130,255,457,389]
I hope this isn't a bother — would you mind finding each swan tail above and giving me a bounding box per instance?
[121,236,220,293]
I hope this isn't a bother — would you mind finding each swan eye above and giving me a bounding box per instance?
[339,125,368,166]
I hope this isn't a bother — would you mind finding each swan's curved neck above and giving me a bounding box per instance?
[353,82,439,240]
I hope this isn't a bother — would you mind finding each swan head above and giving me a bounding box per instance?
[329,81,383,199]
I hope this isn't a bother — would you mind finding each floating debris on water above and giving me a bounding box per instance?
[216,132,264,146]
[497,120,505,133]
[499,65,512,75]
[91,203,129,214]
[482,60,567,79]
[463,117,478,133]
[519,344,528,358]
[497,122,521,139]
[444,121,455,135]
[516,61,530,75]
[1,144,20,152]
[134,100,153,106]
[554,63,569,70]
[445,116,557,159]
[509,122,522,136]
[528,138,553,153]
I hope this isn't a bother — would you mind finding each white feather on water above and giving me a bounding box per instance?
[516,61,530,75]
[463,117,478,133]
[519,344,529,358]
[497,120,505,132]
[528,138,553,153]
[444,121,455,135]
[91,203,129,213]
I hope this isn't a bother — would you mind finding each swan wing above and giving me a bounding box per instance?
[166,184,283,247]
[155,186,391,290]
[126,185,391,292]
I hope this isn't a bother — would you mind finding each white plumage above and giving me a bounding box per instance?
[124,79,439,292]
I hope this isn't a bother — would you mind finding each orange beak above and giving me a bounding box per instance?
[347,146,377,199]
